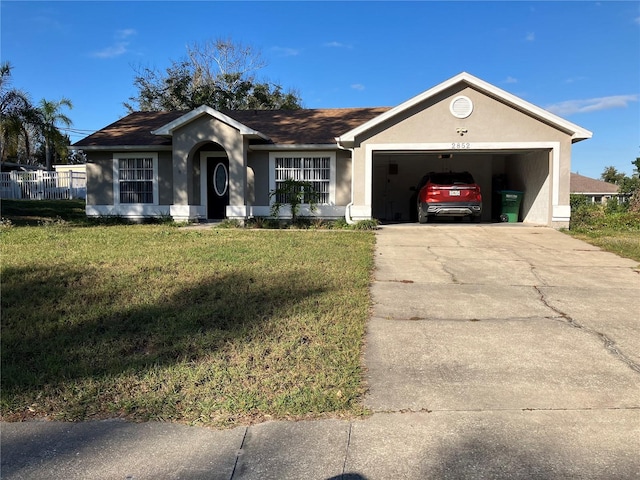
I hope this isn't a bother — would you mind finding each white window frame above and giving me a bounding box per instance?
[268,152,336,206]
[113,153,159,206]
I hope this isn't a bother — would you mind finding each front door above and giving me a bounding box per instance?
[207,157,229,219]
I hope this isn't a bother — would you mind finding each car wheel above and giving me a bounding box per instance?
[418,203,428,224]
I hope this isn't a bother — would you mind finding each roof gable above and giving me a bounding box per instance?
[151,105,269,140]
[337,72,593,147]
[570,173,620,194]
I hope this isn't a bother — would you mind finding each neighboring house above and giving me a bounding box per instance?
[570,172,625,204]
[53,164,87,176]
[73,72,592,227]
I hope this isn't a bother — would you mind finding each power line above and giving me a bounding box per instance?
[59,127,98,135]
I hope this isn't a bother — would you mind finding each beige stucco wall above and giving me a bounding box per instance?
[86,152,113,205]
[85,151,173,206]
[335,150,352,206]
[505,151,551,224]
[248,151,270,205]
[172,116,245,207]
[355,86,571,145]
[158,151,173,205]
[350,85,575,224]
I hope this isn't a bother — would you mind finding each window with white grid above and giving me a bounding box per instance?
[113,154,157,205]
[118,157,153,203]
[274,155,331,204]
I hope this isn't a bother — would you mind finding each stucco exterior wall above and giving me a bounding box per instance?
[158,151,173,205]
[335,150,352,206]
[349,85,575,224]
[505,151,550,224]
[356,86,570,146]
[86,150,173,207]
[248,151,270,205]
[86,152,113,205]
[172,116,244,207]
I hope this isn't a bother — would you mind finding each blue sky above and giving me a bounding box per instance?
[2,1,639,178]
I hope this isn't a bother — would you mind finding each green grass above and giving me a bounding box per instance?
[566,208,640,263]
[1,199,88,226]
[566,230,640,263]
[1,218,375,427]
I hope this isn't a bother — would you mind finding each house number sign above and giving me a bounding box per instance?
[451,142,471,149]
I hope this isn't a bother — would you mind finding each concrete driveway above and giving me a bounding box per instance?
[362,224,640,477]
[2,225,639,479]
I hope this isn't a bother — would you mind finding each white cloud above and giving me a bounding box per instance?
[545,95,638,116]
[504,76,518,84]
[91,29,136,59]
[351,84,365,91]
[271,46,300,57]
[92,43,129,59]
[525,32,535,41]
[116,28,137,39]
[324,41,353,49]
[564,76,587,84]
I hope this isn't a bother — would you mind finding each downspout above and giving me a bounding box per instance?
[336,139,356,225]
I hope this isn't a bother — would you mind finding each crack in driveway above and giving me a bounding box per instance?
[534,285,640,374]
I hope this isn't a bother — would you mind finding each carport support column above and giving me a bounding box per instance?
[348,145,372,221]
[551,144,570,227]
[226,137,248,220]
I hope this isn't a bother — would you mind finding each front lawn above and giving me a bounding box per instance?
[1,199,88,225]
[566,204,640,263]
[1,223,375,427]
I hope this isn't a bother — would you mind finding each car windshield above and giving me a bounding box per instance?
[429,172,475,185]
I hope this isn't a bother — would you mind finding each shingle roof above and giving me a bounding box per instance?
[73,107,392,147]
[570,173,619,194]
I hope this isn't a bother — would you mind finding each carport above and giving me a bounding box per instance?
[337,72,592,228]
[371,147,552,223]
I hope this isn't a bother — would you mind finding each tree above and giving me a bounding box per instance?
[125,37,303,112]
[37,97,73,170]
[0,62,38,163]
[600,166,626,185]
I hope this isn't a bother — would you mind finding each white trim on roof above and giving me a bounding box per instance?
[151,105,270,140]
[337,72,593,146]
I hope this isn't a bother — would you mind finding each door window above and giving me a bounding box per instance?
[213,163,228,196]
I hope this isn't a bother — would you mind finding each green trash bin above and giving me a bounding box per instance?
[498,190,523,222]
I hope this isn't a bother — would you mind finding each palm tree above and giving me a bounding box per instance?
[38,97,73,170]
[0,62,35,163]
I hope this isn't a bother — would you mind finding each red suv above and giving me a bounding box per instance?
[415,172,482,223]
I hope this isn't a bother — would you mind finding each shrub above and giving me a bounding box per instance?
[628,190,640,213]
[352,219,380,230]
[329,218,350,230]
[604,197,628,215]
[269,179,320,223]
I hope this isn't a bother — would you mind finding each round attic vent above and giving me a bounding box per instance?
[450,96,474,119]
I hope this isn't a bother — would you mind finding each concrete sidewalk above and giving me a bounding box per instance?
[2,225,639,479]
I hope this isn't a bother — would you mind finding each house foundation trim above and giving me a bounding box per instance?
[87,204,172,218]
[170,205,204,221]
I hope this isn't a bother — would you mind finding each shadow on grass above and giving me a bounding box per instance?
[1,261,327,418]
[1,199,88,226]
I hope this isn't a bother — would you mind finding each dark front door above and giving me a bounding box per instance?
[207,157,229,219]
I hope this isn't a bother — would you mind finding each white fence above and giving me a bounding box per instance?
[0,171,86,200]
